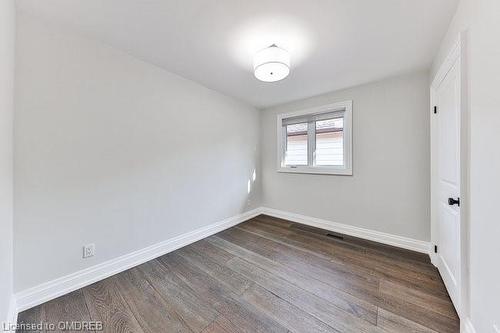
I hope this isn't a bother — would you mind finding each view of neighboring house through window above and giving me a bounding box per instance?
[285,123,308,166]
[315,118,344,166]
[278,101,352,175]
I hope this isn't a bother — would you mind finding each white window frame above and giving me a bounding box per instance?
[276,100,353,175]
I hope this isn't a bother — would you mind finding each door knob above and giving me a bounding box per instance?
[448,197,460,206]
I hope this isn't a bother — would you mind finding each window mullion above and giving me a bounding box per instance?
[307,121,315,166]
[282,126,287,167]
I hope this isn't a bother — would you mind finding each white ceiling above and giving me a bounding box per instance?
[17,0,458,108]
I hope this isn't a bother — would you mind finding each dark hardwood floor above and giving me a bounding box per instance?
[17,215,459,332]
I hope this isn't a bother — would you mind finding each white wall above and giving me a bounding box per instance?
[261,71,430,241]
[0,0,15,325]
[433,0,500,331]
[469,2,500,328]
[14,14,261,292]
[431,0,473,79]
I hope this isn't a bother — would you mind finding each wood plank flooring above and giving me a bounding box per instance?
[17,215,459,332]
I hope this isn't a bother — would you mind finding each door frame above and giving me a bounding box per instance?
[430,31,469,318]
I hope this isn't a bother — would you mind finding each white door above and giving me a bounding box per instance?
[434,57,461,310]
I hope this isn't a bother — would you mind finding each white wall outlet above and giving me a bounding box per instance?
[493,324,499,333]
[83,244,95,258]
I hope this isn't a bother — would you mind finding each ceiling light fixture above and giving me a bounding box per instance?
[253,44,290,82]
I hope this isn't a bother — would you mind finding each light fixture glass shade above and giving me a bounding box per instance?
[253,45,290,82]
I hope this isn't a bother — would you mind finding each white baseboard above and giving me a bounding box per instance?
[2,296,18,333]
[260,207,432,254]
[15,208,261,313]
[462,318,476,333]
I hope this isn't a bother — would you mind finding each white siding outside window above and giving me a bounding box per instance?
[285,123,308,166]
[315,118,344,166]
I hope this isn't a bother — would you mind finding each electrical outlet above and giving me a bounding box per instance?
[83,244,95,258]
[493,324,499,333]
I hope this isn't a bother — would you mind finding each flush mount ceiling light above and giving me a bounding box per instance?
[253,44,290,82]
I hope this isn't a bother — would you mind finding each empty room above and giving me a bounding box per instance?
[1,0,499,332]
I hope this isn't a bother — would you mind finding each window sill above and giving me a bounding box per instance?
[277,166,353,176]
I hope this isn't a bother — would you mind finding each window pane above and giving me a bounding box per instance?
[315,118,344,166]
[285,123,308,166]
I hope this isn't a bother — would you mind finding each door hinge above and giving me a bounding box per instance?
[434,245,438,253]
[433,106,438,114]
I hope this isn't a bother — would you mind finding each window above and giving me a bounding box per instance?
[277,101,352,175]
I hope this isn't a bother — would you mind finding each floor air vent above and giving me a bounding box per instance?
[326,233,344,240]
